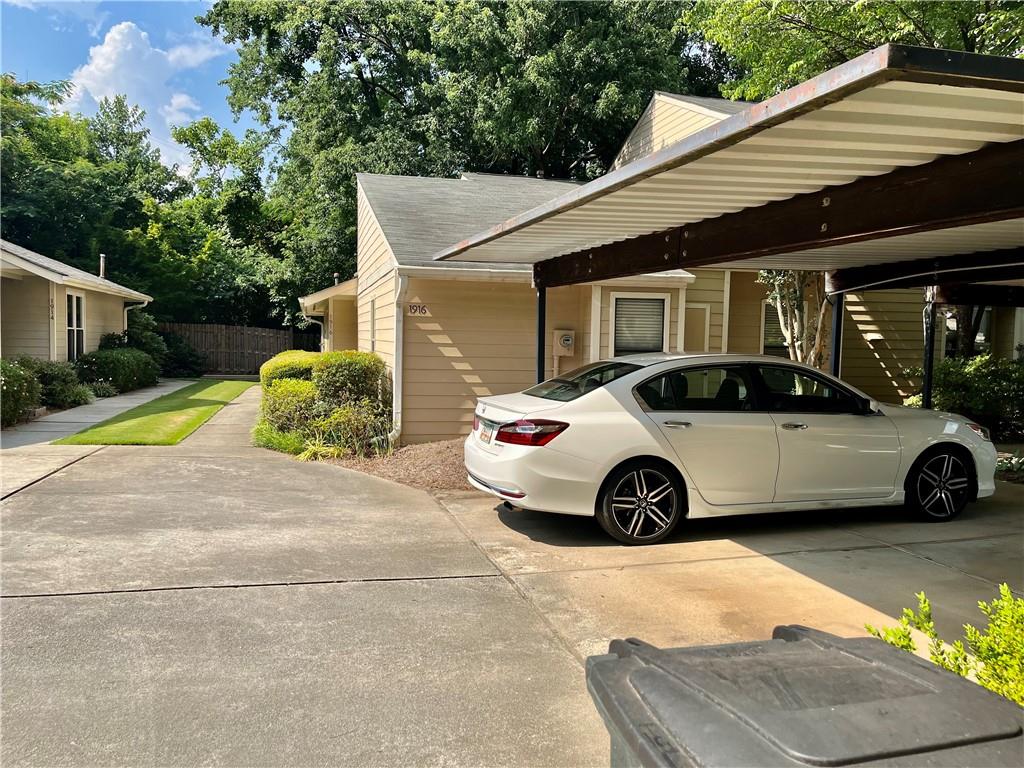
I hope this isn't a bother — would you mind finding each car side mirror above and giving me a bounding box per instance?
[862,398,880,415]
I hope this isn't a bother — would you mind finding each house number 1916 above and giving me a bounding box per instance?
[407,304,430,316]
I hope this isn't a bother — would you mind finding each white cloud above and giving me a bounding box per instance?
[66,21,228,167]
[2,0,109,38]
[160,92,201,125]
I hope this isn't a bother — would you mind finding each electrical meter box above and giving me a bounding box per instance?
[553,330,575,357]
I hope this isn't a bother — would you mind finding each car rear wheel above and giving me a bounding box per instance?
[597,463,683,545]
[907,450,973,522]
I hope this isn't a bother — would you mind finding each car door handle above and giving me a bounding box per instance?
[662,420,692,429]
[781,422,808,430]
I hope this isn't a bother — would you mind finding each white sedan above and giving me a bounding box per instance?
[465,354,997,544]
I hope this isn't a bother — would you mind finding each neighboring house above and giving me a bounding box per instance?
[300,94,1024,446]
[0,239,151,363]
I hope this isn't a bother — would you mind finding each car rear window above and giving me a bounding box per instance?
[524,362,642,402]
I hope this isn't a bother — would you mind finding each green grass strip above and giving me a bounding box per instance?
[55,379,256,446]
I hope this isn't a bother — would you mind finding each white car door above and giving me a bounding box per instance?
[637,364,779,506]
[755,364,900,502]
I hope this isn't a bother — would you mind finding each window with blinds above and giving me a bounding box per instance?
[613,297,666,355]
[762,302,789,358]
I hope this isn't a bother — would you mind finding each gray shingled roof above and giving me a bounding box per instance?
[1,239,151,301]
[357,172,583,271]
[658,92,753,115]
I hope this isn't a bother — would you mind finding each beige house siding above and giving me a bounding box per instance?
[726,271,768,354]
[1,275,51,359]
[613,96,721,169]
[401,278,587,444]
[329,298,358,351]
[685,269,727,352]
[53,285,126,361]
[991,306,1021,359]
[355,183,398,370]
[840,289,932,402]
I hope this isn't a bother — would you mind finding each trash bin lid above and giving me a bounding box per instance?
[586,625,1023,767]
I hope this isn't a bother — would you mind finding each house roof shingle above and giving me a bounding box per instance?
[1,239,151,301]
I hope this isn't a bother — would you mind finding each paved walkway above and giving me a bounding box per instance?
[1,386,1021,766]
[0,378,193,451]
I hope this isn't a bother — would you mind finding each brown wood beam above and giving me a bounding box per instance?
[534,139,1024,288]
[934,283,1024,307]
[825,247,1024,293]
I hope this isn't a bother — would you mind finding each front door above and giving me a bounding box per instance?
[754,364,900,502]
[636,364,779,506]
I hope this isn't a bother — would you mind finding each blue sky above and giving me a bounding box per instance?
[1,0,258,167]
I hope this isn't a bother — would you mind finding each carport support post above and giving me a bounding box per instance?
[829,292,844,378]
[536,284,547,384]
[922,287,937,409]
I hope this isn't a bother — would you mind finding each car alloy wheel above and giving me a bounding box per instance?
[915,452,970,520]
[599,466,680,544]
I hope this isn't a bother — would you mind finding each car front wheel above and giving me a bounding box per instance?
[907,449,973,521]
[596,463,683,545]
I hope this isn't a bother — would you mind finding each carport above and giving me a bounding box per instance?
[434,44,1024,405]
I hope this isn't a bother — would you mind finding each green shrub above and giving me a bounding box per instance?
[99,331,127,349]
[904,355,1024,441]
[159,332,206,377]
[309,399,391,458]
[251,418,306,455]
[17,357,91,408]
[89,381,119,398]
[126,311,168,367]
[1,359,42,427]
[261,378,324,433]
[260,350,321,389]
[311,351,390,409]
[76,348,159,393]
[867,585,1024,705]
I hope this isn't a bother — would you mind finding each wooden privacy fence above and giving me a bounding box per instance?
[159,323,320,375]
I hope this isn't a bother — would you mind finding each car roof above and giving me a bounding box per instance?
[610,352,807,367]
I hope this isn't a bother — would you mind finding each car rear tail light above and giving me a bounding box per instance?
[495,419,569,446]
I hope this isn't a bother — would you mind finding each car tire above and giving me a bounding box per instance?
[906,448,974,522]
[596,462,684,545]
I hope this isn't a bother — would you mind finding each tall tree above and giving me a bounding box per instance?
[199,0,736,299]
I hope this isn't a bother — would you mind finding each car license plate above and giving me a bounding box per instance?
[480,425,494,444]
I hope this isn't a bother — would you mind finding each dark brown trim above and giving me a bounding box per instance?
[934,283,1024,307]
[826,247,1024,293]
[533,140,1024,288]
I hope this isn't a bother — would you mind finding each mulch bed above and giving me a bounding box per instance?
[329,438,472,491]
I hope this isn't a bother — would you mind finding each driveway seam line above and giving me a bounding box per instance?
[0,445,107,500]
[845,528,1018,593]
[0,572,502,599]
[430,492,591,666]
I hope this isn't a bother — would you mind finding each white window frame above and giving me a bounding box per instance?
[66,289,86,362]
[683,302,711,353]
[609,291,671,356]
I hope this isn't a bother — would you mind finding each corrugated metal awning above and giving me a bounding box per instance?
[434,45,1024,274]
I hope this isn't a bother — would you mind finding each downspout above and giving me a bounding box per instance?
[386,275,409,447]
[124,299,150,333]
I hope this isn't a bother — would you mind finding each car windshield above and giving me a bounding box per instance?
[524,361,642,402]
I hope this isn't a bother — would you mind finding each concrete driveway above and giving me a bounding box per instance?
[2,386,1022,766]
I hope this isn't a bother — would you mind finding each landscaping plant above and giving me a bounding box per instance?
[259,350,321,389]
[0,359,42,427]
[866,585,1024,705]
[89,381,119,398]
[159,331,207,377]
[261,378,325,434]
[76,348,159,393]
[17,357,92,409]
[311,351,390,408]
[903,355,1024,441]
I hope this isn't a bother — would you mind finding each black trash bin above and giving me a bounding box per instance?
[586,625,1023,767]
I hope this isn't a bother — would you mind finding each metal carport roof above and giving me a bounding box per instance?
[433,44,1023,275]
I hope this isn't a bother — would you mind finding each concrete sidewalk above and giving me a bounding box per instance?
[0,378,193,452]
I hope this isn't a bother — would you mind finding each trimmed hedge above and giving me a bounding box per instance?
[1,359,42,427]
[312,351,390,409]
[262,378,323,433]
[260,350,321,389]
[309,399,390,458]
[17,357,92,409]
[76,348,159,393]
